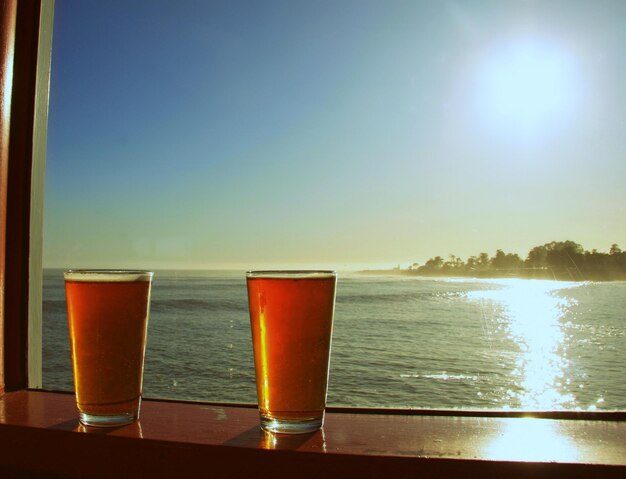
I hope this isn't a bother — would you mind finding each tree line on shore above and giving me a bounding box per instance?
[398,241,626,281]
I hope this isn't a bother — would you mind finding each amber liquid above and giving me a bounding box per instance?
[65,280,151,417]
[247,275,336,421]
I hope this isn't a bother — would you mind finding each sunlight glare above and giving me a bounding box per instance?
[485,418,580,463]
[468,279,579,409]
[501,280,576,409]
[475,37,580,141]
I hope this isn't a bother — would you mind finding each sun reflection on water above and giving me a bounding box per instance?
[468,279,580,410]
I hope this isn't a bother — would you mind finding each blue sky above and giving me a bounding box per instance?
[44,0,626,270]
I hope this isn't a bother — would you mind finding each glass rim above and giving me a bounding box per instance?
[246,270,337,279]
[63,270,154,282]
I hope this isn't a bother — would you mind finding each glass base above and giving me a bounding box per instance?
[260,413,324,434]
[79,411,137,427]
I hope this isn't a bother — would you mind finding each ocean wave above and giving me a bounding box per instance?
[151,298,248,313]
[337,291,438,304]
[400,373,480,381]
[43,300,67,314]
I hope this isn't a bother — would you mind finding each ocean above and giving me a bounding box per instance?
[43,270,626,411]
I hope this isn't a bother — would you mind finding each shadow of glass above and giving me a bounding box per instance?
[222,426,326,452]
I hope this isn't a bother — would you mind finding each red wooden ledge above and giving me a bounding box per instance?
[0,390,625,478]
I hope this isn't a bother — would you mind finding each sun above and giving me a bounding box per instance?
[474,37,580,141]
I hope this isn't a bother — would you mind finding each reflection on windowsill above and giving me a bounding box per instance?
[77,421,144,439]
[484,417,579,463]
[260,429,327,452]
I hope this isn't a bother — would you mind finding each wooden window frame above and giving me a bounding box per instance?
[1,1,625,477]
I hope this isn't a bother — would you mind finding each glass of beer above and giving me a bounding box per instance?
[64,270,153,427]
[246,270,337,434]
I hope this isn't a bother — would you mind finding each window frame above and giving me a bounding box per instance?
[1,1,625,477]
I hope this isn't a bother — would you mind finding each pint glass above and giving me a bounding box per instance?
[64,270,153,427]
[246,270,337,434]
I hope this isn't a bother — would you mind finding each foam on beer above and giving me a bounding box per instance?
[246,270,337,279]
[64,271,153,282]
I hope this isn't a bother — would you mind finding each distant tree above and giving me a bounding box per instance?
[465,256,479,272]
[491,249,523,270]
[526,245,548,267]
[610,244,622,255]
[443,254,465,272]
[545,241,584,269]
[526,240,583,270]
[492,250,506,267]
[478,252,490,268]
[424,256,444,270]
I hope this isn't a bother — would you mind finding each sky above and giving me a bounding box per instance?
[44,0,626,270]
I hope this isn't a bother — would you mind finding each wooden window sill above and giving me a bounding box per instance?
[0,390,625,478]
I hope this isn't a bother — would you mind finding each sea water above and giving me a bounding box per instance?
[43,270,626,410]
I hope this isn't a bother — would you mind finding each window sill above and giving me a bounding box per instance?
[0,391,625,478]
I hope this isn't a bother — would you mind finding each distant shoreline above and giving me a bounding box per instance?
[361,240,626,282]
[356,267,626,282]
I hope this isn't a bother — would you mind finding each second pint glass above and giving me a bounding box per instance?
[246,270,337,434]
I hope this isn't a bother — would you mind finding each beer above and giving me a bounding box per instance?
[64,270,153,427]
[246,271,337,434]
